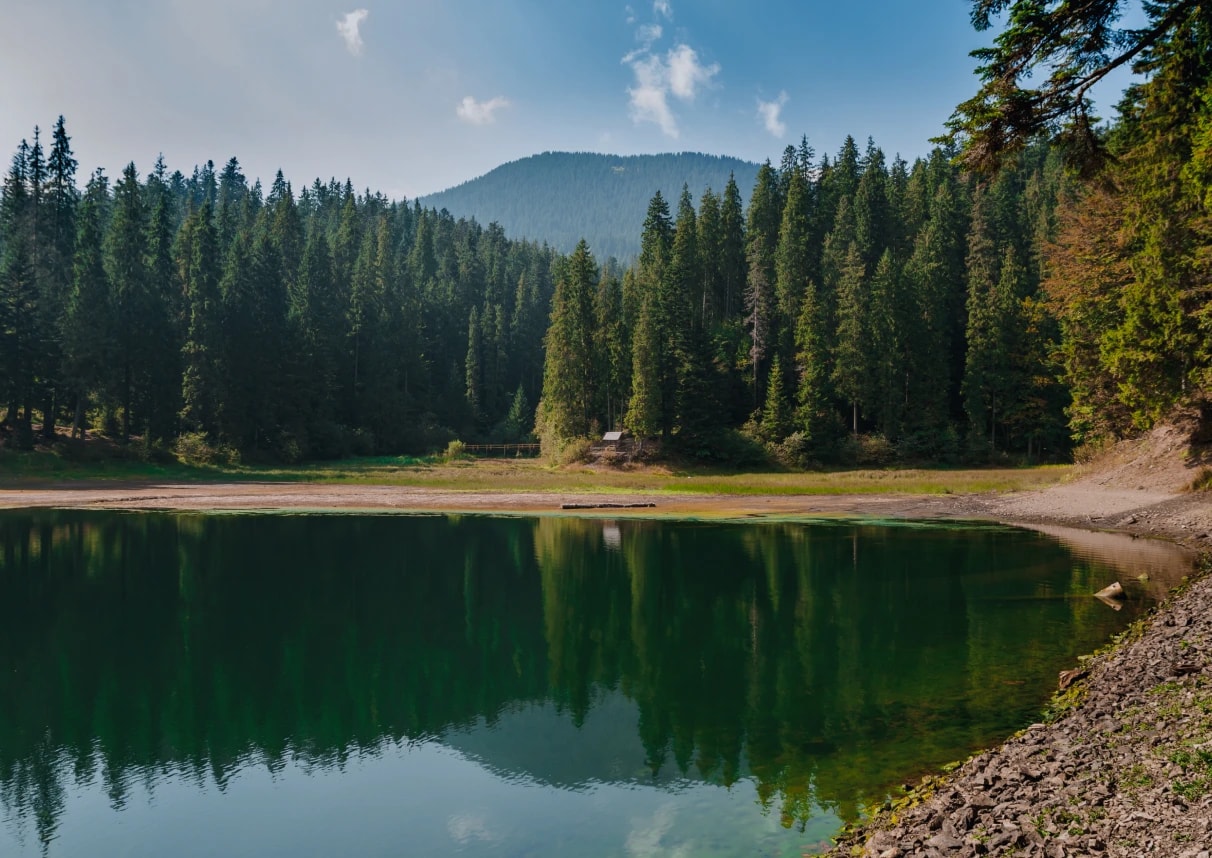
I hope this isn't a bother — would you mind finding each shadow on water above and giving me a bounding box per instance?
[0,511,1194,857]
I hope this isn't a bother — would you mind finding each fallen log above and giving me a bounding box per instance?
[560,502,656,510]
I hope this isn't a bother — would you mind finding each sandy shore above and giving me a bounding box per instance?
[2,473,1208,546]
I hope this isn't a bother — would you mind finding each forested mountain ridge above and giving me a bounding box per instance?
[417,152,761,261]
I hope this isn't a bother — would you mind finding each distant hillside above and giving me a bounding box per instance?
[417,151,761,260]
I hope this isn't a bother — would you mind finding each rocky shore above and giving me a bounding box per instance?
[823,551,1211,858]
[823,424,1212,857]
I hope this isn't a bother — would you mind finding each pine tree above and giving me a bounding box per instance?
[902,180,967,436]
[664,187,700,436]
[760,352,791,442]
[62,169,110,438]
[501,383,532,443]
[745,162,781,323]
[537,239,599,445]
[104,163,150,442]
[744,233,774,409]
[35,116,78,438]
[853,143,889,270]
[719,174,746,320]
[0,142,35,439]
[143,179,181,442]
[179,202,223,436]
[832,243,871,433]
[696,187,722,326]
[625,295,661,441]
[775,160,812,338]
[866,249,907,438]
[465,305,483,423]
[595,271,628,431]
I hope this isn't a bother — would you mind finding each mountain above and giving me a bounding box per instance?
[416,151,761,261]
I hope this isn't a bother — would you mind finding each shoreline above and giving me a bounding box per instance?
[2,477,1210,856]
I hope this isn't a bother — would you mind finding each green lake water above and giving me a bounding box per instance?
[0,510,1189,857]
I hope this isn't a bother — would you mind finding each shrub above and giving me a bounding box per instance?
[1188,467,1212,493]
[770,431,811,469]
[839,433,896,467]
[1073,435,1116,465]
[174,432,240,466]
[555,437,594,465]
[682,428,770,467]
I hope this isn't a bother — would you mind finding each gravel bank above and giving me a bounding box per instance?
[824,556,1212,858]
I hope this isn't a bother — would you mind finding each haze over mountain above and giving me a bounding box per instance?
[417,152,761,260]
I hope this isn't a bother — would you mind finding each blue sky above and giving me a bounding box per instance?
[0,0,1139,199]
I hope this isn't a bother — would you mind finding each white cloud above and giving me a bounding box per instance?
[456,95,511,125]
[653,0,673,20]
[757,91,789,138]
[626,54,679,137]
[336,9,369,56]
[636,23,662,48]
[624,43,718,138]
[667,45,717,101]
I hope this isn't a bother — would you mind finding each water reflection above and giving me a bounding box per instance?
[0,511,1187,856]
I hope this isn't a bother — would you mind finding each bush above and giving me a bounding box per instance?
[554,437,594,465]
[174,432,240,466]
[770,431,811,469]
[1073,435,1116,465]
[443,439,469,462]
[899,426,961,464]
[838,433,897,467]
[349,428,376,457]
[274,433,306,465]
[1188,467,1212,493]
[679,428,770,467]
[139,439,178,465]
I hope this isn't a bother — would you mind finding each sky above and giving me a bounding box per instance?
[0,0,1141,200]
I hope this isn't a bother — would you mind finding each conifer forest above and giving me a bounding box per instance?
[1,2,1208,466]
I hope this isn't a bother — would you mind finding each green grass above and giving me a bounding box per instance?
[0,446,1070,497]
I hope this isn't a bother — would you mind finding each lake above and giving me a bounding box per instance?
[0,510,1190,857]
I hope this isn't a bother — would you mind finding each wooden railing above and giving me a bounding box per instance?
[462,443,542,458]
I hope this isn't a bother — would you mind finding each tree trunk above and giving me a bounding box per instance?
[72,393,85,439]
[122,361,132,443]
[41,391,56,440]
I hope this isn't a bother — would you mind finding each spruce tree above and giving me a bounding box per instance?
[625,295,661,441]
[104,163,150,442]
[760,352,791,442]
[775,161,812,336]
[179,202,222,437]
[832,243,871,433]
[718,174,746,320]
[0,142,35,438]
[62,169,109,438]
[465,305,483,423]
[538,239,598,445]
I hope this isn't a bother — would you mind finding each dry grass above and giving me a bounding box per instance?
[237,458,1069,496]
[1,447,1070,497]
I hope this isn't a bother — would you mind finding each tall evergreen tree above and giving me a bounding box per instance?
[179,202,222,437]
[62,169,109,438]
[538,240,599,445]
[718,174,747,320]
[104,163,150,442]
